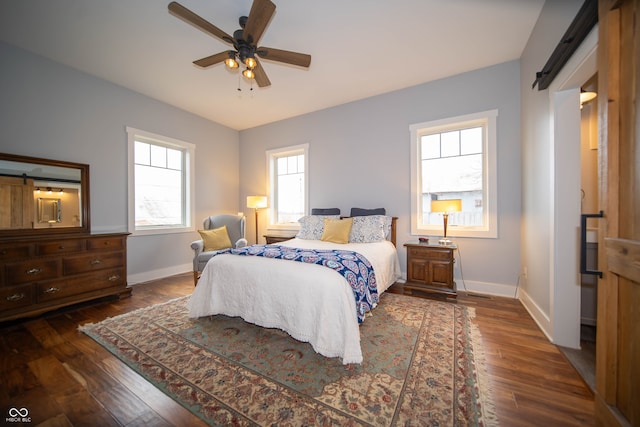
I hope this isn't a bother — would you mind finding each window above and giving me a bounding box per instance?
[127,127,195,235]
[266,144,308,229]
[410,110,497,238]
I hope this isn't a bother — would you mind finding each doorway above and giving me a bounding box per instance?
[548,25,598,388]
[559,72,599,391]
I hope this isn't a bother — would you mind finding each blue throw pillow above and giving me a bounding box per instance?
[350,207,386,217]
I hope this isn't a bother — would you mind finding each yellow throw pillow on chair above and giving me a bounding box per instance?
[198,225,233,251]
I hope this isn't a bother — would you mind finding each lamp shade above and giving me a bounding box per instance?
[431,199,462,213]
[247,196,267,209]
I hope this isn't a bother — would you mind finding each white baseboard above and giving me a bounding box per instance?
[518,287,553,342]
[457,279,518,298]
[128,263,191,285]
[399,273,518,299]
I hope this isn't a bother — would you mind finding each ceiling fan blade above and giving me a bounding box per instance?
[253,59,271,87]
[193,51,230,68]
[168,1,234,45]
[242,0,276,45]
[257,47,311,68]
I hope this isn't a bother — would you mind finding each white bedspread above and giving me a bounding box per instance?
[187,238,401,364]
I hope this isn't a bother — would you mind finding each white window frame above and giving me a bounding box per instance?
[409,110,498,238]
[265,143,309,231]
[126,126,195,236]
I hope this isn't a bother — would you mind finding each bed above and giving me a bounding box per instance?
[187,213,401,364]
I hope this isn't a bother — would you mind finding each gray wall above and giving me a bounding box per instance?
[519,0,585,343]
[0,42,240,283]
[239,61,522,296]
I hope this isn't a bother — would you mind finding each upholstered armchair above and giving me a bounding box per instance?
[191,214,248,285]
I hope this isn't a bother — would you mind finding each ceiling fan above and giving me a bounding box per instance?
[168,0,311,87]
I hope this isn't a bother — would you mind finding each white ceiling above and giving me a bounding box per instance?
[0,0,544,130]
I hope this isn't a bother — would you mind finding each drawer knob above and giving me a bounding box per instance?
[1,250,6,255]
[90,259,102,265]
[6,293,25,302]
[26,268,43,275]
[44,287,61,294]
[108,274,120,281]
[58,245,65,249]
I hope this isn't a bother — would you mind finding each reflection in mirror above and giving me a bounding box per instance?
[33,184,81,228]
[38,197,62,223]
[0,153,90,236]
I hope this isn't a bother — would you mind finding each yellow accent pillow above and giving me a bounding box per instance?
[198,225,232,251]
[321,218,353,244]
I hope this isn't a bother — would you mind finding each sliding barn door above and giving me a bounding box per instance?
[595,0,639,426]
[0,176,34,229]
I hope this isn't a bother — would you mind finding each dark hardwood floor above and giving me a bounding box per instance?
[0,274,594,426]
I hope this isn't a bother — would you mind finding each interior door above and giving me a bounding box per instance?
[595,0,639,426]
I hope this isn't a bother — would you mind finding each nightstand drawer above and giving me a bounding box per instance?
[407,246,453,261]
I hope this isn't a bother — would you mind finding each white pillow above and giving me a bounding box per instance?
[296,215,340,240]
[349,215,392,243]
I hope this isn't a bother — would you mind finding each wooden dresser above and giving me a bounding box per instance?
[0,233,129,322]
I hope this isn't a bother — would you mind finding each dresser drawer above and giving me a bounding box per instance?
[37,268,125,302]
[36,239,85,256]
[407,246,453,261]
[0,284,34,311]
[63,251,124,275]
[87,236,125,251]
[5,259,61,285]
[0,243,33,261]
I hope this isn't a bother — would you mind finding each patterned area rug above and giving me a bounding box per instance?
[80,292,497,426]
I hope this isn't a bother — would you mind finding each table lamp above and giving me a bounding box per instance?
[431,199,462,245]
[246,196,267,244]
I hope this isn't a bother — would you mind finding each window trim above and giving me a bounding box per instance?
[409,110,498,239]
[265,143,309,231]
[126,126,195,236]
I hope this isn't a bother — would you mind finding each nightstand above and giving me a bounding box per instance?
[263,233,296,244]
[403,242,457,299]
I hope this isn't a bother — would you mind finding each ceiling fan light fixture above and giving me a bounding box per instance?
[244,56,257,69]
[243,68,255,79]
[224,52,239,69]
[238,45,257,69]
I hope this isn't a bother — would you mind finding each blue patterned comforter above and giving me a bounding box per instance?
[215,245,378,323]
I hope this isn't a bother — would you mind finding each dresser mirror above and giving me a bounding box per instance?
[0,152,90,237]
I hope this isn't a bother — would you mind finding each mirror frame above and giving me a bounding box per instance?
[0,152,90,237]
